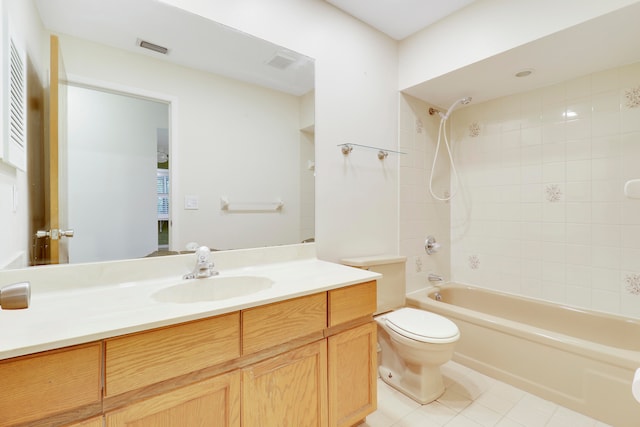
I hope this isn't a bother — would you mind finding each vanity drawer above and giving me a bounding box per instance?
[105,312,240,396]
[328,281,377,327]
[0,342,102,426]
[242,293,327,354]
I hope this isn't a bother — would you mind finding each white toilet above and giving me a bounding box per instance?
[342,255,460,404]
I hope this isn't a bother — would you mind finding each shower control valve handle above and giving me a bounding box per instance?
[425,235,441,255]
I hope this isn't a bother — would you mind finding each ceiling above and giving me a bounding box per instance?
[325,0,476,40]
[326,0,640,109]
[403,2,640,108]
[34,0,315,96]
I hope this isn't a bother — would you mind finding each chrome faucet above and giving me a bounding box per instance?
[428,273,444,283]
[183,246,218,279]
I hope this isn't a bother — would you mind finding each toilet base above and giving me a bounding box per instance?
[378,365,445,404]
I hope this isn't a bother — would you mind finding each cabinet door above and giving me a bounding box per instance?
[105,371,240,426]
[0,343,102,426]
[328,322,377,427]
[242,340,328,427]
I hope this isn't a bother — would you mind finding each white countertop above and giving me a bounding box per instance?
[0,245,380,360]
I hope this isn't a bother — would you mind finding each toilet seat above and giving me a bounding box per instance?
[385,307,459,344]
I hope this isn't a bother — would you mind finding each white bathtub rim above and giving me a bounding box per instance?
[407,285,640,371]
[413,281,640,323]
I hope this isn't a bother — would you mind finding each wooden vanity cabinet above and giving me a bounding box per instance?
[242,340,328,427]
[0,342,102,426]
[327,281,378,427]
[104,312,240,397]
[102,312,241,427]
[241,282,378,427]
[105,371,240,426]
[328,322,377,427]
[242,292,327,354]
[328,281,377,327]
[240,293,328,426]
[2,280,378,427]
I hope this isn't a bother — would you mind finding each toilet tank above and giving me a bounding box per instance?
[341,255,407,315]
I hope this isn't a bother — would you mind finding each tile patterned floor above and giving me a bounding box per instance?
[360,362,611,427]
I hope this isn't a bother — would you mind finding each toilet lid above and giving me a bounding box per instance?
[385,307,459,344]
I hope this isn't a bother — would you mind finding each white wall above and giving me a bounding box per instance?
[398,0,640,90]
[158,0,400,262]
[0,163,23,268]
[0,0,46,268]
[58,35,305,251]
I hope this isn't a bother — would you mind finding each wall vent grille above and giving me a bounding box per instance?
[9,36,26,151]
[2,18,27,171]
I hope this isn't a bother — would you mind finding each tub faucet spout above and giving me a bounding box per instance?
[183,246,218,280]
[428,273,444,283]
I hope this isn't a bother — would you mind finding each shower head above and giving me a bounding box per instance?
[442,96,472,119]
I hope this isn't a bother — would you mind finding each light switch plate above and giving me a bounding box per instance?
[184,195,199,210]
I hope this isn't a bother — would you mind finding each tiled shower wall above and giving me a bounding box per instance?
[399,95,451,294]
[448,61,640,319]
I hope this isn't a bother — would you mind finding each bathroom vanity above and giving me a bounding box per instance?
[0,244,379,427]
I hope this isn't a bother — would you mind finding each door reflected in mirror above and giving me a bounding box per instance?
[66,84,169,264]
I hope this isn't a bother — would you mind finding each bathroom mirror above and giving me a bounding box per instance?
[18,0,315,267]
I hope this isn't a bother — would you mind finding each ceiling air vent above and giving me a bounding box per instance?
[267,52,296,69]
[138,39,169,55]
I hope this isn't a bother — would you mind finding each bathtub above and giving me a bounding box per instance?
[407,283,640,427]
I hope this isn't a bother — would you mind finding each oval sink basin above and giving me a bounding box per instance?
[152,276,273,303]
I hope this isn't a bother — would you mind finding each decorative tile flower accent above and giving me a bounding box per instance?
[469,121,480,137]
[416,118,423,134]
[415,257,423,273]
[625,274,640,295]
[624,86,640,109]
[545,184,562,202]
[468,255,480,270]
